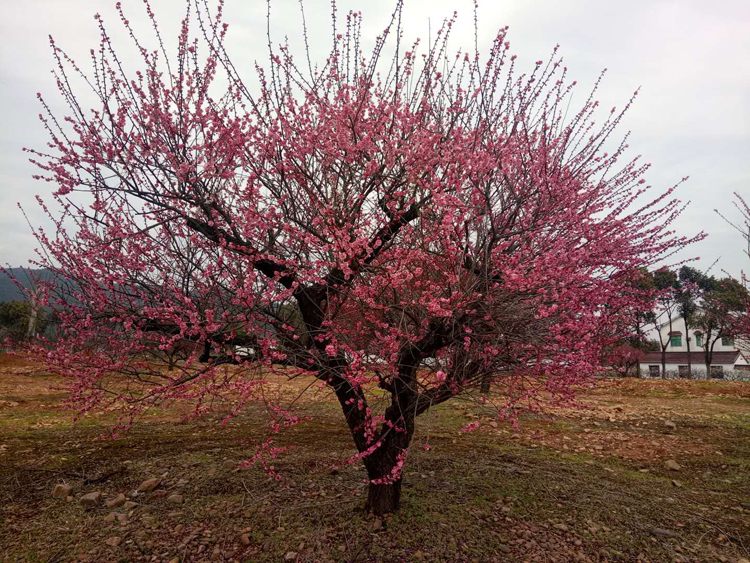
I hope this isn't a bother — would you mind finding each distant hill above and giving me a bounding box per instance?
[0,268,54,302]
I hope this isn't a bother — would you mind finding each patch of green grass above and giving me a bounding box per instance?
[1,377,750,562]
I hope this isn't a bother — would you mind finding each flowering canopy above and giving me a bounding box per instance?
[19,0,698,513]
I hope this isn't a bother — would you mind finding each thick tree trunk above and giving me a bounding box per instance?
[361,406,415,515]
[366,480,402,516]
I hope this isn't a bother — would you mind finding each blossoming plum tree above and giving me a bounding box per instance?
[20,0,698,514]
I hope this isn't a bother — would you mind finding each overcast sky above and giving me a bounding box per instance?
[1,0,748,277]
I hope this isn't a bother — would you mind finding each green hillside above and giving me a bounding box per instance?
[0,268,52,302]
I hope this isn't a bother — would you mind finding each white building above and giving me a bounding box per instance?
[639,316,750,378]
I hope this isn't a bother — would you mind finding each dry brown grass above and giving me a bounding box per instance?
[0,353,748,562]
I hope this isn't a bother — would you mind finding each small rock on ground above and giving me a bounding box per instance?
[137,478,160,492]
[651,528,679,538]
[664,460,681,471]
[105,493,126,508]
[79,491,102,507]
[52,484,73,499]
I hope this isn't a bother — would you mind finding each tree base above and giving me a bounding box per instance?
[365,481,402,516]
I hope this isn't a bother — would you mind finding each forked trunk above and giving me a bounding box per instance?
[366,480,402,516]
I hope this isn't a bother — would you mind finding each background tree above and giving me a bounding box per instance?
[0,301,48,343]
[16,0,698,514]
[602,267,658,377]
[716,194,750,345]
[694,277,747,376]
[651,268,680,378]
[676,266,714,378]
[629,268,659,378]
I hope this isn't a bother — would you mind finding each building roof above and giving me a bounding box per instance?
[641,351,740,365]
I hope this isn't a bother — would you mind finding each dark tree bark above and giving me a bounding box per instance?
[366,480,403,515]
[362,425,415,515]
[685,321,693,379]
[480,373,491,394]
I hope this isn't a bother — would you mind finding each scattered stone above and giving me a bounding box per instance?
[168,559,179,563]
[167,494,184,504]
[105,512,116,523]
[123,501,138,510]
[553,523,569,532]
[241,533,251,546]
[151,490,168,498]
[137,478,160,492]
[52,484,73,499]
[105,493,126,508]
[371,518,383,532]
[337,545,346,552]
[665,420,677,431]
[413,550,424,559]
[174,524,184,534]
[284,552,298,561]
[105,537,121,547]
[115,513,127,523]
[498,544,511,553]
[489,421,499,428]
[664,460,681,471]
[672,480,683,488]
[651,528,679,538]
[741,502,750,509]
[80,491,102,507]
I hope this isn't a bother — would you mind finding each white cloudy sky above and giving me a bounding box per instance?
[1,0,748,276]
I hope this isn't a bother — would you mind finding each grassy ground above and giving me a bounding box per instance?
[0,354,749,562]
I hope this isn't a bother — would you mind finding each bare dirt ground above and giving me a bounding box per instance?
[0,353,748,562]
